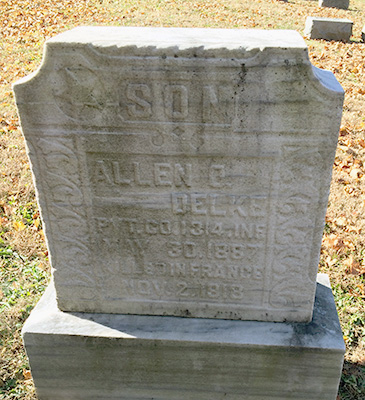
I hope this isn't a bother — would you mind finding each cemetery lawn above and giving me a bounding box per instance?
[1,0,364,398]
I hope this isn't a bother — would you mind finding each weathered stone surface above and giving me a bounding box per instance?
[23,275,344,400]
[305,17,353,41]
[319,0,349,9]
[14,27,344,321]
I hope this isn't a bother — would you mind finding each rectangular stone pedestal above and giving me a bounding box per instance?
[23,274,344,400]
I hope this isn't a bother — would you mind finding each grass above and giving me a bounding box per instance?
[1,0,365,399]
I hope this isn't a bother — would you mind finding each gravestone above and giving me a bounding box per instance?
[14,27,343,323]
[305,17,353,41]
[22,274,345,400]
[15,27,345,400]
[319,0,349,9]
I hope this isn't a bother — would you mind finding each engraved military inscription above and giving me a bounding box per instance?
[87,149,273,307]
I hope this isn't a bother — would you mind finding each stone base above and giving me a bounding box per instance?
[23,274,344,400]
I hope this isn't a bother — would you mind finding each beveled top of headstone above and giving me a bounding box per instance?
[14,27,344,322]
[48,26,305,48]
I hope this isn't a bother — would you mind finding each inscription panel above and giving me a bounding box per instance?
[87,150,272,310]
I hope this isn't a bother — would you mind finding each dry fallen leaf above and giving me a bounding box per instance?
[333,217,347,227]
[322,234,346,251]
[13,220,26,231]
[23,369,32,380]
[325,255,338,267]
[343,255,365,276]
[349,168,362,179]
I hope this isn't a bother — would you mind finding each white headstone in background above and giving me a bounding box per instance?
[14,27,344,322]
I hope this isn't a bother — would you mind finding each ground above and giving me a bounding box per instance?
[0,1,364,399]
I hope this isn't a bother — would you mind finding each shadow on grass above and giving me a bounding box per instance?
[339,360,365,400]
